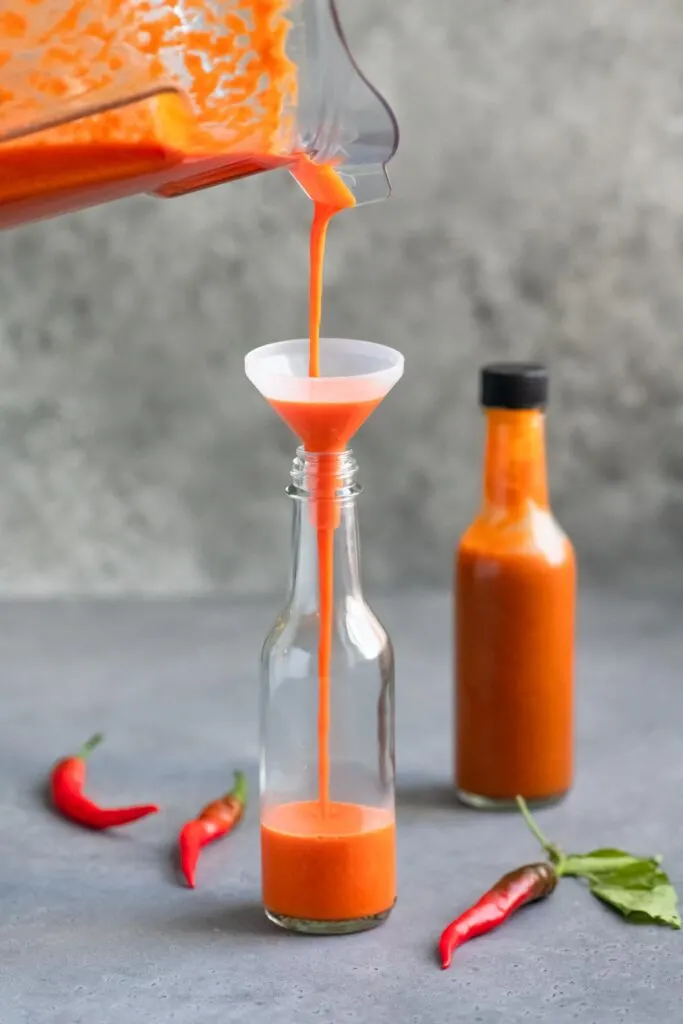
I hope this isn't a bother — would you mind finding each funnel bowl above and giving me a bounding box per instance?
[245,338,404,405]
[245,338,404,451]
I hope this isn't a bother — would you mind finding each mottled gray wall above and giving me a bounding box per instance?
[1,0,683,594]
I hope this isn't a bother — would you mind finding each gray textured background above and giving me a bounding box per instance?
[1,0,683,595]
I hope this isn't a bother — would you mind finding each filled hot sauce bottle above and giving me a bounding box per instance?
[455,363,575,808]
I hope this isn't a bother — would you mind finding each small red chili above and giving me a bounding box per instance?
[179,770,247,888]
[50,733,159,830]
[438,861,558,969]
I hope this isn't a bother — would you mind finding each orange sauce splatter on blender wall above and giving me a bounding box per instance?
[0,0,297,227]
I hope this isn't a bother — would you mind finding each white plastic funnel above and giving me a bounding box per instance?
[245,338,404,404]
[245,338,404,450]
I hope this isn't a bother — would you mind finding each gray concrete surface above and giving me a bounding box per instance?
[2,0,683,593]
[0,587,682,1023]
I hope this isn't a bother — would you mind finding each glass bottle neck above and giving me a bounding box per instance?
[482,409,549,511]
[287,449,363,610]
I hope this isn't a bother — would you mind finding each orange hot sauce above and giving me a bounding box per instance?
[261,802,395,923]
[268,396,380,453]
[455,363,575,808]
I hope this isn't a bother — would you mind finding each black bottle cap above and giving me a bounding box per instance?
[480,362,548,410]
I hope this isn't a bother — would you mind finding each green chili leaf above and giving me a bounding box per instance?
[564,853,680,928]
[589,874,680,929]
[561,849,661,879]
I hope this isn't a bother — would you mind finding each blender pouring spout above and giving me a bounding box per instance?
[290,0,399,207]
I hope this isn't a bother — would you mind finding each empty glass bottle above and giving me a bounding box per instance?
[260,447,396,934]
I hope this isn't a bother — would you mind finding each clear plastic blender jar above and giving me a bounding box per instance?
[0,0,399,228]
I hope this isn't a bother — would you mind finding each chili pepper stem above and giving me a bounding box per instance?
[515,796,565,870]
[76,733,104,761]
[223,770,248,807]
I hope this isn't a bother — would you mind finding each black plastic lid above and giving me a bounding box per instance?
[480,362,548,410]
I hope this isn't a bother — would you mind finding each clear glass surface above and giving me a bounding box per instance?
[260,449,396,934]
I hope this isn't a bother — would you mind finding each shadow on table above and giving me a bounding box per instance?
[396,779,467,813]
[166,843,187,888]
[34,779,60,815]
[153,899,275,939]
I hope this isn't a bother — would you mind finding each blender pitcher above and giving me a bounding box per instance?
[0,0,399,229]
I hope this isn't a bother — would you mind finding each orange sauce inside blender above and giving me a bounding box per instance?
[0,0,297,227]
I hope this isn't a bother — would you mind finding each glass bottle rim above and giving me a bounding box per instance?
[287,447,361,501]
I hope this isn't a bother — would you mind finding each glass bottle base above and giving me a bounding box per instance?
[456,787,570,811]
[265,905,393,935]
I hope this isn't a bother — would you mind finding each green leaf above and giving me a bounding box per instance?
[588,861,666,889]
[513,798,681,929]
[561,849,661,879]
[589,877,681,929]
[562,853,681,929]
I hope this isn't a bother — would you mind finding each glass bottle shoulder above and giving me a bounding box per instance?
[458,504,574,568]
[262,595,392,669]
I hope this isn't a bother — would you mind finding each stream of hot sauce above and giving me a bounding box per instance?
[290,161,356,814]
[308,199,339,816]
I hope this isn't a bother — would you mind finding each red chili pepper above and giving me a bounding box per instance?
[438,861,557,969]
[50,734,159,830]
[179,771,247,888]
